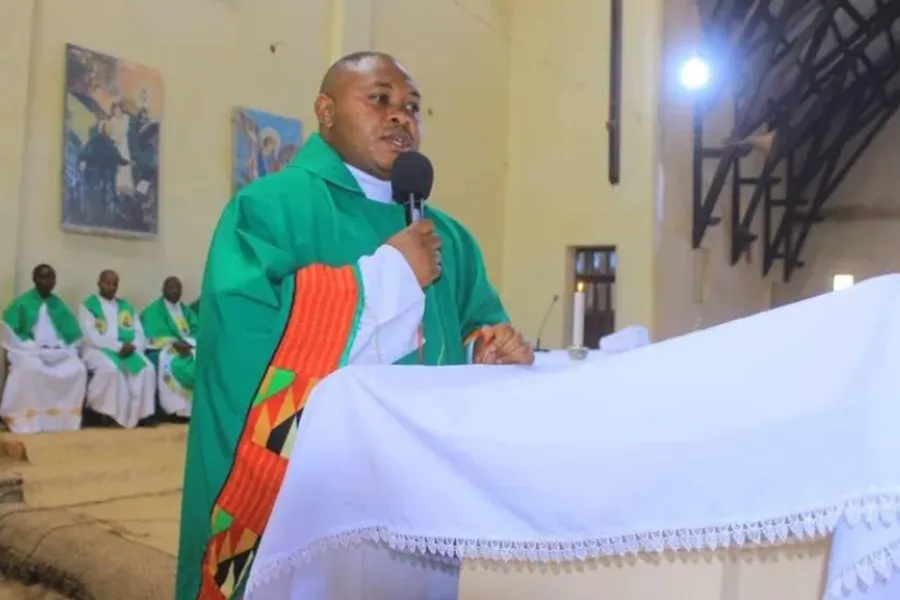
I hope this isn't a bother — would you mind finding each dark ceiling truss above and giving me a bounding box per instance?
[691,0,900,281]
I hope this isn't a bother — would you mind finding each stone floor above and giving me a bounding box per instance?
[0,576,69,600]
[0,425,187,598]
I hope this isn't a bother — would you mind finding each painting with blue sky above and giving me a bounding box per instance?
[232,107,303,192]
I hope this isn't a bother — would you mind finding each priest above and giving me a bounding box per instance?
[0,264,87,433]
[141,276,196,422]
[175,51,534,600]
[78,269,156,428]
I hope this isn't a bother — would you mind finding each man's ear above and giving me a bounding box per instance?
[314,94,335,129]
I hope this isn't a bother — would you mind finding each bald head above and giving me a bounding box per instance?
[314,51,422,180]
[98,269,119,300]
[319,51,401,96]
[32,263,56,297]
[163,276,183,303]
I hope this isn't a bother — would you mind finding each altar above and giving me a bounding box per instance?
[245,274,900,600]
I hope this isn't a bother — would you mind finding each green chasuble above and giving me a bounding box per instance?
[176,133,508,600]
[2,289,81,346]
[141,298,198,388]
[189,298,200,316]
[82,295,146,375]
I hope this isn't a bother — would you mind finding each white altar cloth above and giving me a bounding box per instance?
[246,274,900,600]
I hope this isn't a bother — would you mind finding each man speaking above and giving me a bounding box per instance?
[176,52,534,599]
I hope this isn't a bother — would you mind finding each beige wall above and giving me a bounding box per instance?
[0,0,509,310]
[373,0,510,281]
[772,112,900,305]
[653,0,774,340]
[0,0,35,300]
[501,0,663,348]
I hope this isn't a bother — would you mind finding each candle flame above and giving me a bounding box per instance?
[576,282,584,292]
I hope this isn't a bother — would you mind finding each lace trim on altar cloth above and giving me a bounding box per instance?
[247,492,900,599]
[828,538,900,598]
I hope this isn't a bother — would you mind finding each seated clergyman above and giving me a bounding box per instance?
[0,264,87,434]
[141,276,197,422]
[78,269,156,428]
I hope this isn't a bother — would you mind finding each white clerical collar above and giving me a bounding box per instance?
[344,163,393,204]
[165,299,180,311]
[98,294,116,305]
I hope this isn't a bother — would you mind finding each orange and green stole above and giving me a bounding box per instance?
[175,133,508,600]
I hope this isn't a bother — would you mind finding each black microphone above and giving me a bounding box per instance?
[534,294,559,353]
[391,151,434,225]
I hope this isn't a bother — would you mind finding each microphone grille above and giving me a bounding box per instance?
[391,151,434,203]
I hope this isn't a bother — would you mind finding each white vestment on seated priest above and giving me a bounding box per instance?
[1,307,86,434]
[78,296,156,428]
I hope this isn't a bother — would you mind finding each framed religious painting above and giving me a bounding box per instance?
[232,107,303,193]
[61,44,163,238]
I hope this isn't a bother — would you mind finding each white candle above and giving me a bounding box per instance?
[572,282,585,348]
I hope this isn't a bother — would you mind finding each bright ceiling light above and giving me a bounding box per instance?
[679,56,711,91]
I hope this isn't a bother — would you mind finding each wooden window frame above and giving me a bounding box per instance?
[571,245,617,349]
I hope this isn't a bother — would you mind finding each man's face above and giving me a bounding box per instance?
[98,272,119,299]
[318,57,422,180]
[163,278,182,303]
[34,267,56,297]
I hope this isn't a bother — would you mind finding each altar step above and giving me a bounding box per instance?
[0,425,187,510]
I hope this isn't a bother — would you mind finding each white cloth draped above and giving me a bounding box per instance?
[1,306,86,434]
[247,274,900,600]
[532,327,651,367]
[599,325,650,354]
[78,295,155,428]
